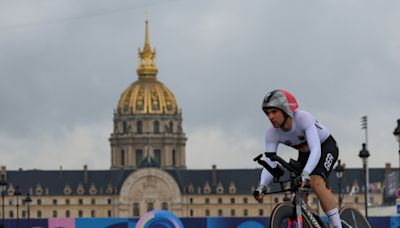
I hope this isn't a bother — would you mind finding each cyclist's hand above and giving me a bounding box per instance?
[299,171,310,188]
[252,185,266,203]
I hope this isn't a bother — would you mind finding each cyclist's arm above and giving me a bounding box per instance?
[260,129,279,186]
[301,117,322,174]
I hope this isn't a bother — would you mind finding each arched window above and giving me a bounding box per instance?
[123,121,128,133]
[154,149,161,166]
[137,121,143,134]
[136,149,143,167]
[161,202,168,210]
[172,149,176,167]
[121,149,125,166]
[133,202,140,217]
[147,202,154,212]
[169,121,173,133]
[154,121,160,133]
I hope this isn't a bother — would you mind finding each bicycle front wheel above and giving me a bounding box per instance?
[269,203,315,228]
[339,206,371,228]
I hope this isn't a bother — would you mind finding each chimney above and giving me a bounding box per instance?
[385,163,392,173]
[211,164,217,187]
[59,165,63,179]
[83,164,88,184]
[1,166,6,180]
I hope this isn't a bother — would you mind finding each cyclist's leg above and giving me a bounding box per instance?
[339,206,371,228]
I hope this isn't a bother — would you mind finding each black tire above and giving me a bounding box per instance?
[269,203,316,228]
[339,206,371,228]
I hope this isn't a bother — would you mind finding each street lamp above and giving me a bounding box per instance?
[14,185,21,228]
[0,175,7,227]
[393,119,400,174]
[23,194,32,228]
[334,160,345,208]
[359,143,370,219]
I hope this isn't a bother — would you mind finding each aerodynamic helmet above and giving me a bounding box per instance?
[262,89,299,118]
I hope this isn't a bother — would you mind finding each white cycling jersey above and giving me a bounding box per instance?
[260,110,330,186]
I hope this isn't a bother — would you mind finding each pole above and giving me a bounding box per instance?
[1,195,3,227]
[338,177,342,208]
[16,194,19,228]
[363,160,368,219]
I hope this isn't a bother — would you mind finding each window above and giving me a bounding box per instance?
[22,211,26,218]
[154,149,161,166]
[218,209,223,216]
[37,199,42,205]
[65,199,70,205]
[172,150,176,167]
[66,210,70,218]
[259,209,264,216]
[121,149,125,166]
[78,210,83,217]
[78,199,83,205]
[169,121,173,133]
[9,211,14,218]
[108,210,112,217]
[205,198,210,204]
[370,196,374,203]
[189,198,193,204]
[190,209,193,217]
[355,197,359,203]
[205,209,210,217]
[136,149,143,167]
[147,202,154,212]
[91,210,96,218]
[107,198,112,205]
[133,202,140,217]
[8,200,13,206]
[230,209,235,216]
[274,197,279,203]
[123,121,128,133]
[243,197,248,204]
[161,202,168,210]
[230,198,235,204]
[53,210,57,217]
[37,210,42,218]
[243,209,248,216]
[154,121,160,133]
[218,198,222,204]
[91,198,96,205]
[137,121,143,134]
[53,199,57,205]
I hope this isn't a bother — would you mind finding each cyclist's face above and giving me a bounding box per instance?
[264,108,284,128]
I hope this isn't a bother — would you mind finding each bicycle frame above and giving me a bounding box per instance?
[254,152,323,228]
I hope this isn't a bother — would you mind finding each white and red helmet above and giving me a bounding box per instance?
[262,89,299,118]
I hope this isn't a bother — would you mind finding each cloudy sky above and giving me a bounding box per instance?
[0,0,399,171]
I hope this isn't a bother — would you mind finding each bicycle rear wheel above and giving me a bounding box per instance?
[269,203,315,228]
[339,206,371,228]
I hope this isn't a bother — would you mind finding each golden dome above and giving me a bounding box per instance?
[117,20,178,115]
[118,80,178,114]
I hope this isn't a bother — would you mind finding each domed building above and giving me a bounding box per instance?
[109,20,187,170]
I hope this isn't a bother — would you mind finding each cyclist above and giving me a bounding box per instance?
[253,89,342,228]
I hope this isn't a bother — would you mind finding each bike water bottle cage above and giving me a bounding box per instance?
[253,153,284,178]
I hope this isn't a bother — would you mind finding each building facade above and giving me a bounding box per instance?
[0,21,392,220]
